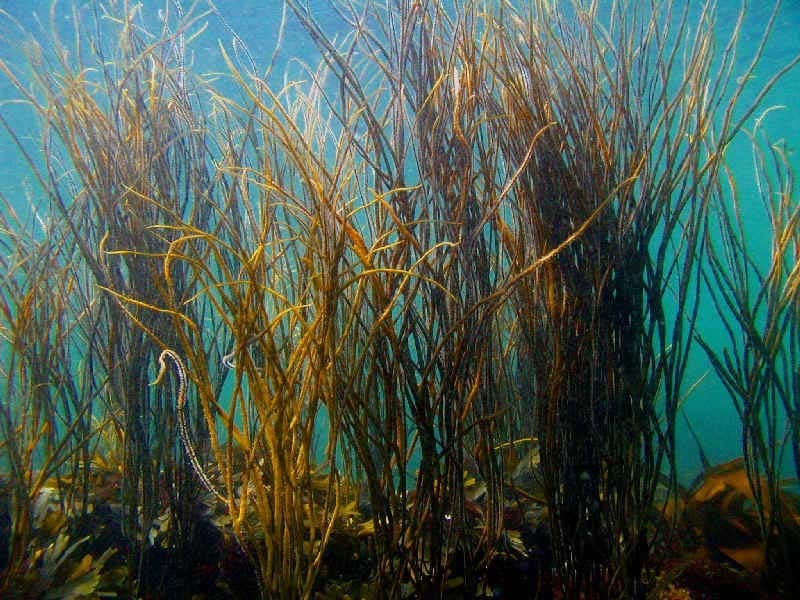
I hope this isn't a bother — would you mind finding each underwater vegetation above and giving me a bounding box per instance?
[0,0,798,598]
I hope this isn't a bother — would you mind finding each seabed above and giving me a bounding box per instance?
[2,453,798,598]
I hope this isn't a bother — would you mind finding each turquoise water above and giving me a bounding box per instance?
[679,0,800,478]
[1,0,798,485]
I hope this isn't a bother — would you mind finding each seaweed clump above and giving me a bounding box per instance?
[0,0,798,598]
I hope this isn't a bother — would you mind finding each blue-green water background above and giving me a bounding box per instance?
[1,0,798,483]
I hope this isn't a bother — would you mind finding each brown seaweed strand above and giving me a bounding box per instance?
[153,349,226,503]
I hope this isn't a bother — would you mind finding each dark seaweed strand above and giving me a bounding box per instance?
[153,349,227,503]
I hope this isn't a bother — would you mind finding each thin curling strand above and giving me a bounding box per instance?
[152,349,226,503]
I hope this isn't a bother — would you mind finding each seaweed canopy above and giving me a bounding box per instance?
[0,196,105,594]
[0,1,228,595]
[467,0,797,595]
[0,0,797,598]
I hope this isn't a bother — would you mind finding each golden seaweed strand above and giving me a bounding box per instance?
[152,349,226,503]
